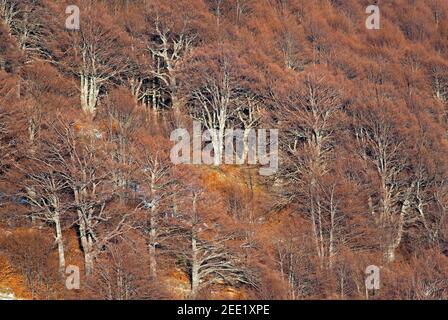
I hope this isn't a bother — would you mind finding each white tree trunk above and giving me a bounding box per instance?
[54,213,66,277]
[80,74,100,114]
[210,128,225,166]
[190,194,200,297]
[149,205,157,278]
[78,212,94,275]
[191,234,199,297]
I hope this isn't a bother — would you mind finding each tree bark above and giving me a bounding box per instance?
[149,174,157,279]
[191,233,199,297]
[54,213,66,277]
[80,75,100,114]
[190,194,200,297]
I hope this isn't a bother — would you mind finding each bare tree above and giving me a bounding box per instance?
[48,120,134,275]
[355,103,414,263]
[87,238,165,300]
[276,74,343,266]
[0,0,20,33]
[428,60,448,103]
[0,100,14,176]
[172,179,257,298]
[135,141,173,279]
[61,5,131,114]
[0,0,50,60]
[21,163,69,276]
[149,19,195,115]
[185,50,253,165]
[103,88,143,199]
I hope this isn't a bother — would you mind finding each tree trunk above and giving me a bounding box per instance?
[80,74,100,114]
[329,191,336,268]
[85,236,94,275]
[190,194,200,298]
[149,205,157,278]
[385,188,412,263]
[149,174,158,278]
[191,233,199,298]
[211,128,224,166]
[54,213,66,277]
[78,212,94,275]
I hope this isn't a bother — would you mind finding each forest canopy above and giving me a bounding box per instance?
[0,0,448,300]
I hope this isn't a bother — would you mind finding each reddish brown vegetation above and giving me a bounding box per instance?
[1,0,448,300]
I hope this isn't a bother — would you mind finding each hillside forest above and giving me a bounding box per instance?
[1,0,448,300]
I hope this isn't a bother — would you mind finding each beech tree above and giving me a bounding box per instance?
[87,237,165,300]
[0,0,51,60]
[169,170,257,297]
[276,72,344,267]
[103,88,143,198]
[134,137,173,279]
[20,155,69,276]
[427,59,448,103]
[0,93,13,176]
[147,12,194,114]
[58,3,131,114]
[47,120,134,275]
[127,0,211,115]
[182,45,259,165]
[353,98,415,263]
[0,21,21,72]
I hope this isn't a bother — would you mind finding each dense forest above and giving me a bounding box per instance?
[1,0,448,300]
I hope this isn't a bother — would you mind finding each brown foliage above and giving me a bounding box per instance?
[0,0,448,300]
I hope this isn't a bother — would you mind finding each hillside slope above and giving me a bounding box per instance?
[0,0,448,300]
